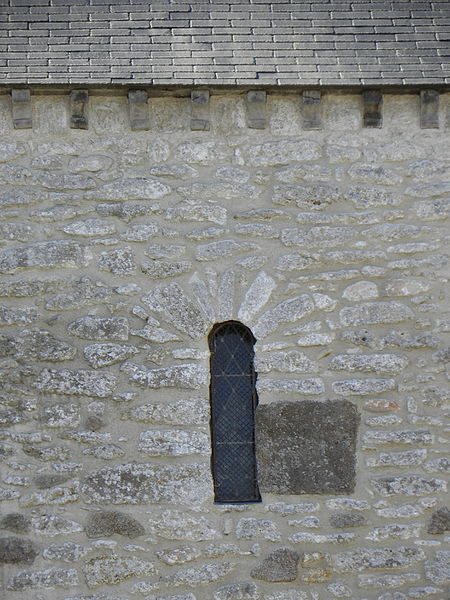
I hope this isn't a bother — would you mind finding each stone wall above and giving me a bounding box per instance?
[0,91,449,600]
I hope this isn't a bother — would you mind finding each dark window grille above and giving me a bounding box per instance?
[209,321,261,503]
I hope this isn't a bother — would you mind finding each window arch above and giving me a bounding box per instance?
[208,321,261,503]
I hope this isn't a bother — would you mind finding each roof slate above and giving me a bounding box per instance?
[1,0,449,86]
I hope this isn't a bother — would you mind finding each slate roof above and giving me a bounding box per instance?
[1,0,449,87]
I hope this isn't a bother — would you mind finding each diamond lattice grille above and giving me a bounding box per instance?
[209,322,261,503]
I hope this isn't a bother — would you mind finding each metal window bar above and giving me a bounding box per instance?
[209,321,261,503]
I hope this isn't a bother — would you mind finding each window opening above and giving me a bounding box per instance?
[209,321,261,503]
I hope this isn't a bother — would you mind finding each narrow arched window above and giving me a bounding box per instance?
[209,321,261,503]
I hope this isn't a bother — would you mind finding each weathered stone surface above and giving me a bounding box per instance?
[414,198,450,221]
[366,523,421,541]
[0,536,39,564]
[331,546,425,573]
[330,353,407,374]
[142,283,209,338]
[425,551,450,584]
[63,219,116,237]
[363,430,432,446]
[19,482,80,508]
[329,513,367,528]
[340,301,413,326]
[7,567,79,590]
[179,182,258,201]
[366,449,427,467]
[251,548,299,582]
[235,518,281,541]
[0,240,90,273]
[175,140,229,164]
[9,329,76,361]
[34,473,71,489]
[40,401,80,427]
[344,186,400,208]
[99,247,136,275]
[82,443,125,460]
[332,378,396,395]
[96,201,161,222]
[69,155,113,172]
[85,178,170,201]
[289,532,354,544]
[348,163,402,185]
[238,271,276,323]
[371,476,447,496]
[85,511,145,538]
[256,350,318,373]
[257,378,324,394]
[148,510,218,541]
[84,343,139,368]
[42,542,91,562]
[83,556,155,588]
[253,294,314,339]
[122,362,208,390]
[281,226,354,248]
[0,513,31,533]
[196,240,256,261]
[33,369,117,397]
[81,462,211,505]
[160,562,235,587]
[121,223,158,241]
[141,259,192,279]
[0,305,39,325]
[68,316,129,341]
[427,507,450,534]
[273,184,339,208]
[46,277,113,311]
[235,223,277,238]
[244,140,321,166]
[166,205,227,225]
[256,401,359,494]
[127,398,208,425]
[138,429,209,456]
[358,572,420,589]
[32,515,82,537]
[214,582,259,600]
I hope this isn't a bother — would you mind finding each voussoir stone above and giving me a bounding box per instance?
[85,510,145,538]
[253,294,314,339]
[251,548,299,582]
[0,536,39,564]
[0,240,90,274]
[81,462,211,505]
[33,368,117,398]
[68,316,128,341]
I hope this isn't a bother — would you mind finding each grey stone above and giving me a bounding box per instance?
[40,401,80,427]
[256,350,318,374]
[363,430,432,446]
[148,509,218,541]
[85,510,145,538]
[371,476,447,496]
[427,507,450,534]
[11,329,76,361]
[425,551,450,584]
[138,429,209,456]
[235,518,281,541]
[85,178,170,201]
[0,536,39,564]
[175,141,229,165]
[19,482,80,508]
[414,198,450,221]
[214,582,258,600]
[82,444,125,460]
[366,449,427,467]
[142,282,209,339]
[329,513,367,528]
[81,462,211,505]
[166,205,227,225]
[96,201,161,222]
[0,187,47,207]
[179,182,258,201]
[68,316,128,341]
[235,208,287,221]
[238,271,276,323]
[196,240,256,261]
[253,294,314,339]
[273,184,339,209]
[122,362,208,390]
[0,222,33,241]
[358,572,420,589]
[33,368,117,398]
[69,155,113,173]
[31,515,82,538]
[0,513,31,533]
[330,353,407,374]
[120,223,158,242]
[42,541,91,562]
[256,400,359,494]
[344,186,400,209]
[83,556,155,588]
[0,277,64,298]
[244,140,321,166]
[235,223,278,238]
[46,277,113,311]
[275,163,331,183]
[160,562,235,587]
[340,301,413,326]
[149,164,198,180]
[99,247,136,275]
[251,548,299,582]
[331,546,425,573]
[63,219,116,237]
[332,378,396,395]
[0,240,90,274]
[0,142,26,162]
[127,397,208,425]
[274,254,317,272]
[281,226,355,248]
[348,163,402,185]
[257,378,324,395]
[0,305,38,325]
[84,343,139,369]
[7,567,79,591]
[34,474,71,489]
[141,259,192,279]
[365,523,421,541]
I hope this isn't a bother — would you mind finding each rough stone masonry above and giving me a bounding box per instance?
[0,90,449,600]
